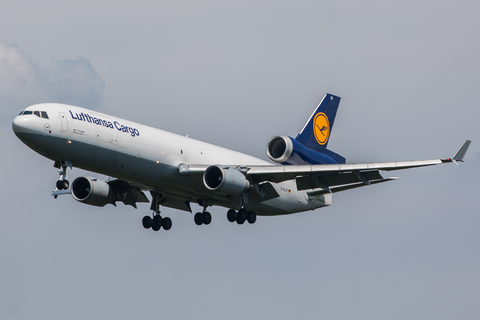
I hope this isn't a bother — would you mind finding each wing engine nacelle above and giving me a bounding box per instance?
[71,176,115,207]
[203,165,250,195]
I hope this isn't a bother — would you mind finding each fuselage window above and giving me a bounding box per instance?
[34,111,41,118]
[41,111,49,119]
[23,111,33,115]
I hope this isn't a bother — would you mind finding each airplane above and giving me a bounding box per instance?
[12,93,471,232]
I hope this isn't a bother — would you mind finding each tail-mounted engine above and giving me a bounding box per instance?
[266,135,294,163]
[266,135,346,165]
[71,176,115,207]
[203,165,251,195]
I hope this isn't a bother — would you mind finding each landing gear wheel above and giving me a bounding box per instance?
[194,212,203,225]
[162,217,172,230]
[227,209,236,222]
[247,211,256,224]
[142,216,152,229]
[236,208,247,224]
[152,215,163,231]
[203,212,212,225]
[56,180,69,190]
[151,223,161,231]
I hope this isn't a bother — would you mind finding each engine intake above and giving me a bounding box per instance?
[265,135,346,165]
[71,176,115,207]
[266,135,294,163]
[203,165,250,195]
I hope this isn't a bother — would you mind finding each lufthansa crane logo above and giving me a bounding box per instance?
[313,112,330,145]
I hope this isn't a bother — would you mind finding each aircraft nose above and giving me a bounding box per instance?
[12,115,33,136]
[12,115,23,135]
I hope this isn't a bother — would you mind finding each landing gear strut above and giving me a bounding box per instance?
[143,192,172,232]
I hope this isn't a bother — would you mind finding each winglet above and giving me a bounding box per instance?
[453,140,472,162]
[444,140,472,166]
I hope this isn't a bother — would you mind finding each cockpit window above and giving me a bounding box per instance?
[18,110,49,118]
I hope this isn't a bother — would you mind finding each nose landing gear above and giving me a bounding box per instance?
[54,160,72,190]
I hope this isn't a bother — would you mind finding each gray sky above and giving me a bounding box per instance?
[1,1,479,319]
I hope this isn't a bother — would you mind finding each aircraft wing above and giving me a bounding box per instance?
[246,140,471,187]
[180,140,471,192]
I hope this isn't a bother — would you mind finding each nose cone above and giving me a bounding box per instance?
[12,115,24,136]
[12,114,39,138]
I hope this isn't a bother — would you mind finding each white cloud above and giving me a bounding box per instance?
[0,42,104,117]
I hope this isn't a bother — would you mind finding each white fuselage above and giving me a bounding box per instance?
[12,103,331,215]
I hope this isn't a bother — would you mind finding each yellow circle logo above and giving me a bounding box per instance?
[313,112,330,145]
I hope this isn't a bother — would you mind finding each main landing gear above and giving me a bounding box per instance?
[193,200,213,226]
[227,208,256,225]
[54,161,72,190]
[193,198,256,226]
[142,192,172,232]
[194,210,212,226]
[142,215,172,231]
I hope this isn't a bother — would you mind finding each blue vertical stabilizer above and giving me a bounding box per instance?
[266,93,345,165]
[296,94,340,151]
